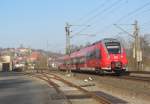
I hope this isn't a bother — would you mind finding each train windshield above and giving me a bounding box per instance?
[105,42,121,54]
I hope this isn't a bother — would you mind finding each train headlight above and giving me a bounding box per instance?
[121,55,123,58]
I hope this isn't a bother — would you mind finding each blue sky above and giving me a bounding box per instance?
[0,0,150,53]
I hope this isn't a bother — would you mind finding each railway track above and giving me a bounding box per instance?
[26,69,150,83]
[70,70,150,83]
[118,75,150,83]
[129,71,150,74]
[29,73,72,104]
[43,73,112,104]
[26,71,127,104]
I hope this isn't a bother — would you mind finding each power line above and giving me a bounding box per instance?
[94,1,150,35]
[71,0,110,32]
[141,17,150,26]
[81,0,122,25]
[113,24,134,38]
[116,1,150,22]
[73,0,109,24]
[73,0,122,35]
[82,0,125,33]
[140,24,150,32]
[122,8,150,23]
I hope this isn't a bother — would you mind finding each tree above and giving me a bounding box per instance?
[35,54,48,70]
[140,34,150,66]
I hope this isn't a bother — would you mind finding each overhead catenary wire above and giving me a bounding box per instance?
[71,0,110,33]
[121,7,150,24]
[73,0,123,35]
[94,1,150,35]
[73,0,109,24]
[81,0,125,34]
[80,0,122,26]
[137,9,150,32]
[140,9,150,26]
[116,1,150,22]
[140,24,150,33]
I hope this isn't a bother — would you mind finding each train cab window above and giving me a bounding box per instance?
[105,42,121,54]
[107,46,121,54]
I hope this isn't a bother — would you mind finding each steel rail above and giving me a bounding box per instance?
[42,72,112,104]
[30,74,72,104]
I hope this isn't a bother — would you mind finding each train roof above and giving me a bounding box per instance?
[90,38,120,46]
[64,38,120,57]
[71,38,120,52]
[102,38,120,43]
[58,38,121,59]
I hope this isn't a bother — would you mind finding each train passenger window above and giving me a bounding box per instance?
[66,60,69,64]
[76,57,80,64]
[89,51,93,59]
[72,58,76,64]
[80,56,85,64]
[86,50,99,59]
[70,59,73,65]
[96,49,101,59]
[86,52,90,60]
[64,61,67,65]
[90,51,96,59]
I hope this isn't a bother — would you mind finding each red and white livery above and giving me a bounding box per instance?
[58,38,128,74]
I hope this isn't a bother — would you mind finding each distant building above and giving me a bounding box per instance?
[0,55,12,71]
[28,52,41,62]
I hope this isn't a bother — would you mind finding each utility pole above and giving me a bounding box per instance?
[114,20,142,71]
[64,23,93,74]
[65,23,71,74]
[65,23,91,54]
[46,40,49,70]
[65,23,71,55]
[133,20,142,71]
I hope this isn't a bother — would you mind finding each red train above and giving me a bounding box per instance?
[58,38,128,74]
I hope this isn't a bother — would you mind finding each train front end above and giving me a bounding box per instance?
[102,38,128,74]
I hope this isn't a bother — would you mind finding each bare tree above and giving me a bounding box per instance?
[140,34,150,67]
[35,54,48,71]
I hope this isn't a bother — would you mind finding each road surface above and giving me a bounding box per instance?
[0,72,67,104]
